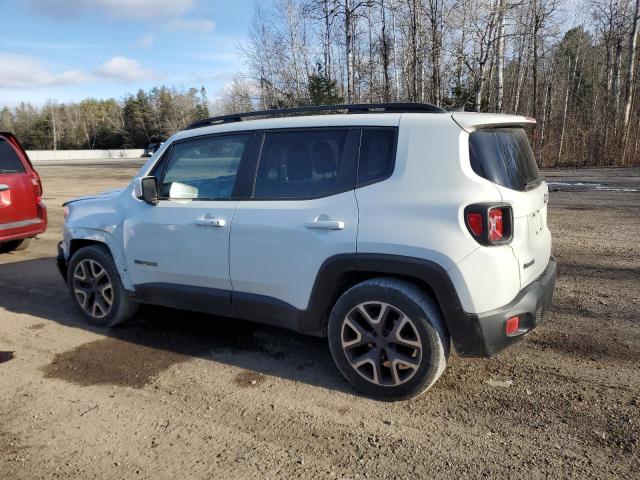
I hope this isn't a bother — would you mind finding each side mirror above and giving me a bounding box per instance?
[135,176,158,205]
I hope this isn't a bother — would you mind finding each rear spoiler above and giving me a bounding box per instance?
[451,113,536,133]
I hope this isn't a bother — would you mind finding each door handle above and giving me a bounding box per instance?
[0,184,9,192]
[193,218,226,227]
[305,218,345,230]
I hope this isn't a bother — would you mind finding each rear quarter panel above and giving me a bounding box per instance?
[356,114,500,268]
[355,113,522,314]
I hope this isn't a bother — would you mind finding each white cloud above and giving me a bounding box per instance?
[25,1,216,37]
[167,18,215,33]
[0,54,157,90]
[94,56,155,83]
[26,0,195,20]
[0,54,89,88]
[136,34,154,48]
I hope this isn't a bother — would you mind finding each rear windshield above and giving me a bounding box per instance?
[0,137,26,173]
[469,128,541,191]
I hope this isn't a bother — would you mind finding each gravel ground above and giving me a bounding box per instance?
[0,164,638,479]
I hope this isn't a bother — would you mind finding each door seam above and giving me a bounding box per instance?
[228,201,239,292]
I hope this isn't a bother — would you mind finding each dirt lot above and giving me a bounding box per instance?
[1,163,639,479]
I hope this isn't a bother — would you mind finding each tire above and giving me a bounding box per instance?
[67,244,138,327]
[0,238,31,253]
[328,278,449,401]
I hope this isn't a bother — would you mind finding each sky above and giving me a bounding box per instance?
[0,0,254,108]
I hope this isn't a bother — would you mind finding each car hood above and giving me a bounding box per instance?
[63,187,125,206]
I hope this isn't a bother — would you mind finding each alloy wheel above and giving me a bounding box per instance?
[341,301,422,386]
[72,259,113,319]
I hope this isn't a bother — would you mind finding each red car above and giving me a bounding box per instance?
[0,132,46,253]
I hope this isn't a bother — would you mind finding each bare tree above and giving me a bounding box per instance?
[8,0,640,166]
[494,0,506,112]
[622,0,640,161]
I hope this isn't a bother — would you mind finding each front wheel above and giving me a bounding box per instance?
[328,278,449,400]
[67,244,137,327]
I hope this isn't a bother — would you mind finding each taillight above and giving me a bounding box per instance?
[30,172,42,202]
[467,213,483,237]
[488,208,504,242]
[464,203,512,245]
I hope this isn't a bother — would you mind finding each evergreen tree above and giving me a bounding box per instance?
[308,65,343,105]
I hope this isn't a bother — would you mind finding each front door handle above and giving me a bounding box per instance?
[0,184,9,192]
[194,218,226,228]
[305,217,345,230]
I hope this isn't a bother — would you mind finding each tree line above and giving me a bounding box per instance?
[233,0,640,167]
[2,0,640,168]
[0,87,209,150]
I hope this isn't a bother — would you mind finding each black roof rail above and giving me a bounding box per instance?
[186,102,446,129]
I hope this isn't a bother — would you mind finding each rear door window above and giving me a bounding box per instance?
[357,128,397,186]
[0,138,26,173]
[469,128,541,191]
[253,129,359,199]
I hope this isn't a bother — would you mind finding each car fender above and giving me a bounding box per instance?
[62,189,133,291]
[63,226,133,291]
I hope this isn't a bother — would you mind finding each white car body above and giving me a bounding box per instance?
[59,108,556,358]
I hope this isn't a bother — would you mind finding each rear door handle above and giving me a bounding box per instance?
[0,184,9,192]
[193,218,226,228]
[305,218,345,230]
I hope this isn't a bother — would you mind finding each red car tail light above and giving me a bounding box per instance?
[466,212,483,237]
[30,172,43,202]
[488,208,504,242]
[464,203,512,245]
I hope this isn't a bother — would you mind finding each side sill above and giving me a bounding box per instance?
[132,283,303,332]
[134,283,233,317]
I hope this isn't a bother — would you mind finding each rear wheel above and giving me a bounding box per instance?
[67,244,137,327]
[0,238,31,253]
[328,278,449,400]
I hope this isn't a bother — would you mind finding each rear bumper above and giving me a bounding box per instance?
[0,203,47,243]
[456,256,557,357]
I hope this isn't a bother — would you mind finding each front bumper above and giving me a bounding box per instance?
[56,241,68,281]
[457,256,557,357]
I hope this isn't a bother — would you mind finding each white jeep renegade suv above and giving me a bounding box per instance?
[57,103,556,400]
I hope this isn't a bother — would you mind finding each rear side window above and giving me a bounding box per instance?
[357,128,397,186]
[253,129,359,199]
[0,138,26,173]
[159,134,252,200]
[469,128,541,191]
